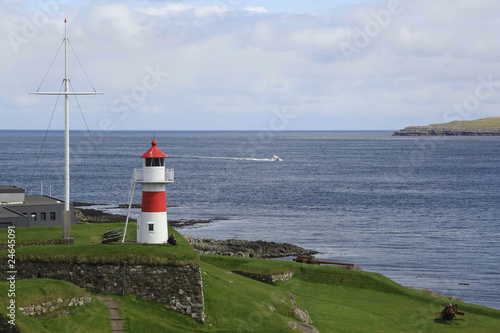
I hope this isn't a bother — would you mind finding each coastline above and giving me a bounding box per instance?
[393,126,500,136]
[75,205,498,310]
[184,235,318,258]
[75,207,318,258]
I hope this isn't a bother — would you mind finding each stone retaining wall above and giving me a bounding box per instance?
[3,262,205,323]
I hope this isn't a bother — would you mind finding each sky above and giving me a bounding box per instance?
[1,0,500,131]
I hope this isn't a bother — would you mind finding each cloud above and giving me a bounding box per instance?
[243,6,268,14]
[290,28,353,50]
[91,4,144,39]
[2,0,500,130]
[135,3,229,18]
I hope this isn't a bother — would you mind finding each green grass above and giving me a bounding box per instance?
[430,116,500,129]
[1,256,499,332]
[104,256,500,332]
[0,279,85,308]
[0,222,136,246]
[201,254,294,275]
[0,224,198,266]
[198,254,253,271]
[0,279,110,333]
[1,223,500,332]
[201,255,500,333]
[117,295,201,332]
[114,260,298,332]
[37,298,110,333]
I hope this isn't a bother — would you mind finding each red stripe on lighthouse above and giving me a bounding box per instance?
[142,191,166,212]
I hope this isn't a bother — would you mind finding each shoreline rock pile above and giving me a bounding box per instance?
[184,235,318,258]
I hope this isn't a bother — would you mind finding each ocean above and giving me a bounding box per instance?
[1,130,499,310]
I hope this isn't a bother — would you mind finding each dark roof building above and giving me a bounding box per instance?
[0,186,76,228]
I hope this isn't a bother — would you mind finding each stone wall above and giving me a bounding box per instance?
[19,295,92,316]
[5,261,205,323]
[233,270,294,284]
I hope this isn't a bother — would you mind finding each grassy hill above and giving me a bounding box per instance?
[429,116,500,129]
[1,224,500,332]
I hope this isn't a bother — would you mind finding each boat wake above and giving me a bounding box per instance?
[171,155,281,162]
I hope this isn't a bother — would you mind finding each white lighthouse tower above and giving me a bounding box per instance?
[135,139,174,244]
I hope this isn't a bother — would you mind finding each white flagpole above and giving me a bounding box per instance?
[29,19,103,244]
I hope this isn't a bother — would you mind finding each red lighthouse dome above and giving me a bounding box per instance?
[141,139,167,159]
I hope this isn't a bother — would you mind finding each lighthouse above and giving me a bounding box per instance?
[135,139,174,244]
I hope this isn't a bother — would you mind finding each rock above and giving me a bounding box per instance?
[184,237,318,258]
[287,321,320,333]
[0,314,21,333]
[293,308,313,325]
[234,270,294,284]
[346,264,363,271]
[287,291,298,308]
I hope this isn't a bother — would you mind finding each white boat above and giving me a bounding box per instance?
[272,155,282,161]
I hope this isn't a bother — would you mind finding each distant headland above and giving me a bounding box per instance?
[393,116,500,136]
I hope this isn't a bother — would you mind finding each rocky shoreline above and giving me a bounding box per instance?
[75,208,227,228]
[75,208,126,223]
[75,207,318,258]
[184,235,318,258]
[393,126,500,136]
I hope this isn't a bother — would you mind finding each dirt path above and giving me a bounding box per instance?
[94,296,124,332]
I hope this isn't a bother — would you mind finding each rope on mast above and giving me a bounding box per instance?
[68,39,98,93]
[69,81,124,213]
[26,80,65,197]
[36,39,65,93]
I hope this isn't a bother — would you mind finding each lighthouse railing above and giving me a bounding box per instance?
[133,168,174,183]
[165,169,174,182]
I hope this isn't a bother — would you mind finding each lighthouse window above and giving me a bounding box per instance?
[148,223,154,231]
[145,158,164,167]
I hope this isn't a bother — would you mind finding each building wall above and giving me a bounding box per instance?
[0,192,25,205]
[0,202,76,228]
[0,215,26,228]
[0,186,25,205]
[23,203,77,227]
